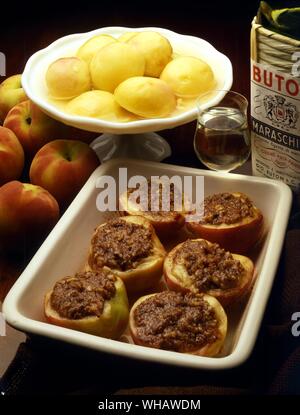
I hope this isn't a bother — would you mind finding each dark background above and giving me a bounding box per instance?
[2,0,299,80]
[1,1,260,95]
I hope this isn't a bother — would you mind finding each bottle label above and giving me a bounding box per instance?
[251,59,300,190]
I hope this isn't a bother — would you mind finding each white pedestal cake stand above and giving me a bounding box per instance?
[90,132,171,163]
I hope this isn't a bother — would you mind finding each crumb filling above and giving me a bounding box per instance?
[89,218,153,271]
[176,239,244,290]
[50,270,116,319]
[127,180,183,219]
[133,291,219,352]
[200,192,255,225]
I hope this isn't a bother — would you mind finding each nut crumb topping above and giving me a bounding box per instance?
[200,192,255,225]
[133,291,219,352]
[89,218,153,271]
[176,239,244,290]
[50,270,116,319]
[127,179,184,219]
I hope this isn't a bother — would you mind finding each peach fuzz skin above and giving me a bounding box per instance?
[0,126,24,185]
[0,181,59,249]
[29,139,100,207]
[186,212,263,254]
[4,100,64,156]
[0,74,27,123]
[3,100,98,157]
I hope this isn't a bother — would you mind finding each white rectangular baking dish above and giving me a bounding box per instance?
[3,159,292,370]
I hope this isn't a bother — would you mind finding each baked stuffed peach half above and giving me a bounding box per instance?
[119,179,187,237]
[164,239,254,306]
[87,216,166,293]
[44,269,129,339]
[186,192,264,253]
[129,291,227,356]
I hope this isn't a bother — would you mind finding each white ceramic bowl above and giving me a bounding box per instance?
[21,26,233,134]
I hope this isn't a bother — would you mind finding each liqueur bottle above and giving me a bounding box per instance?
[251,1,300,190]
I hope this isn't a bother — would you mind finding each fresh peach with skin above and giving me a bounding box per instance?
[3,100,97,157]
[3,100,55,156]
[0,74,27,123]
[0,181,59,250]
[29,139,100,207]
[0,126,24,185]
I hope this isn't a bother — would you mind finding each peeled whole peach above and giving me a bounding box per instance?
[0,181,59,251]
[0,126,24,185]
[66,90,136,122]
[128,31,172,77]
[0,74,27,123]
[160,56,215,97]
[90,42,145,92]
[114,76,177,118]
[118,32,138,42]
[29,139,100,208]
[46,57,91,100]
[77,34,116,65]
